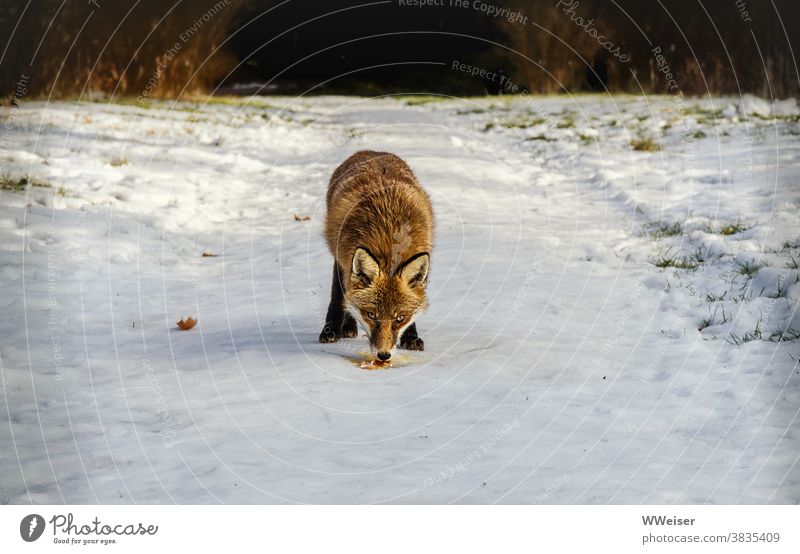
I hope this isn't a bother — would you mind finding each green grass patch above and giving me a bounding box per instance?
[704,291,727,302]
[97,97,153,109]
[726,322,763,344]
[737,260,762,277]
[99,95,278,112]
[201,96,276,110]
[394,95,447,106]
[720,219,750,235]
[501,116,548,129]
[0,174,51,191]
[750,112,800,123]
[644,221,683,239]
[685,107,725,125]
[768,328,800,342]
[456,108,486,115]
[481,111,548,130]
[699,305,730,331]
[725,324,800,345]
[650,248,699,270]
[525,134,557,142]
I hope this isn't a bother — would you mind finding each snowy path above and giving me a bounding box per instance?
[1,94,798,503]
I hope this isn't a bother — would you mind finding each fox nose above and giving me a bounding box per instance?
[377,351,391,361]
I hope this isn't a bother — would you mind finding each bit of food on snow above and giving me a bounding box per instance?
[359,359,391,370]
[176,316,197,330]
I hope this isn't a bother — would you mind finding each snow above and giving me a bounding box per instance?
[740,94,799,118]
[1,94,798,504]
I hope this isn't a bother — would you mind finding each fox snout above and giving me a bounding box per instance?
[367,320,400,360]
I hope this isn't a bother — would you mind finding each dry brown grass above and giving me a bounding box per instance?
[494,0,799,96]
[1,0,797,99]
[630,136,661,152]
[497,2,606,93]
[1,0,241,100]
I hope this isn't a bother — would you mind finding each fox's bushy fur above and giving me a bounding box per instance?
[319,151,434,361]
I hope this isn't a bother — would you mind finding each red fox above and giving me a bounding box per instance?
[319,151,434,362]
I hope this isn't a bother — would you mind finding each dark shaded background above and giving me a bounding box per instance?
[1,0,798,100]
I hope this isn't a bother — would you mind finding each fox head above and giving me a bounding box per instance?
[345,247,429,361]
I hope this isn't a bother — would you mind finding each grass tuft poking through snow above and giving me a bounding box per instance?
[0,173,50,191]
[737,260,762,278]
[630,135,661,151]
[720,220,750,235]
[643,221,683,239]
[650,247,700,270]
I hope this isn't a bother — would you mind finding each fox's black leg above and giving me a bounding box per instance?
[399,322,424,351]
[341,312,359,338]
[319,262,346,343]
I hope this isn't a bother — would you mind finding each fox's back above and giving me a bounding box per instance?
[325,151,433,276]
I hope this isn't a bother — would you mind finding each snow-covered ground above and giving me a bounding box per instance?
[1,93,798,504]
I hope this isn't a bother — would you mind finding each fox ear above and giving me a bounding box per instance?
[351,247,380,285]
[399,253,429,289]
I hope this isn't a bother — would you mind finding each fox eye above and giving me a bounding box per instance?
[367,312,377,320]
[395,315,405,323]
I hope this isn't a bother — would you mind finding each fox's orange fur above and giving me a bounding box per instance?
[319,151,434,361]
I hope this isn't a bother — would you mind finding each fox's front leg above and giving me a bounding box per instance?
[319,262,347,343]
[399,322,424,351]
[341,312,359,338]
